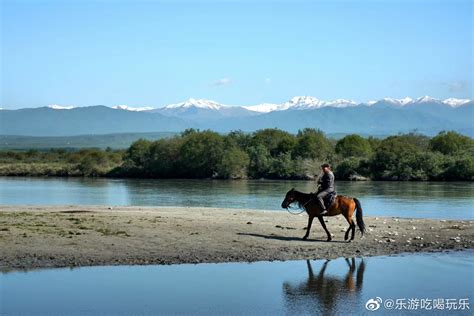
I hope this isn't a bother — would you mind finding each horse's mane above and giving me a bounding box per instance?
[293,190,313,210]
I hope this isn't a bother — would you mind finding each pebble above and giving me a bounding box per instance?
[450,237,461,242]
[414,236,423,240]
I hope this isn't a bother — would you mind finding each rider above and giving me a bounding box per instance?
[316,163,335,215]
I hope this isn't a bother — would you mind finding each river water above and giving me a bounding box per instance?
[1,177,473,219]
[1,251,473,315]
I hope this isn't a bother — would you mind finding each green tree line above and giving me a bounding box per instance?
[119,129,473,181]
[1,129,472,180]
[0,148,123,176]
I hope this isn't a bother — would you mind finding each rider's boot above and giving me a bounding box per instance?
[319,208,328,215]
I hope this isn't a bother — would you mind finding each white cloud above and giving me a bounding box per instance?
[212,77,232,87]
[265,78,272,85]
[445,80,469,93]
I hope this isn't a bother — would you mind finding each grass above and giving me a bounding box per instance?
[96,228,131,237]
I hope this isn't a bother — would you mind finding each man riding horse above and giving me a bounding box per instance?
[316,163,335,216]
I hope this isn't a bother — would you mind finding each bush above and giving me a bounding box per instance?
[429,131,474,155]
[335,134,372,158]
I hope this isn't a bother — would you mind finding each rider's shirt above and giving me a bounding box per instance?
[318,171,335,192]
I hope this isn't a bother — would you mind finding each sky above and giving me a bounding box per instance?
[1,0,472,109]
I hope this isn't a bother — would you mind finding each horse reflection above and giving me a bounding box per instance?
[283,258,365,315]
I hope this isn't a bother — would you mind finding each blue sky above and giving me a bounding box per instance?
[1,0,472,109]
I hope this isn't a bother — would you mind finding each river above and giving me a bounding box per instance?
[1,177,472,219]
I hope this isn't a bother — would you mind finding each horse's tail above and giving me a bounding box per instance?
[353,198,366,236]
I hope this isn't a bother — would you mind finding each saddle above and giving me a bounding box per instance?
[317,191,337,210]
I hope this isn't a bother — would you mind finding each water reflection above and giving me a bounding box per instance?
[283,258,365,315]
[1,251,473,315]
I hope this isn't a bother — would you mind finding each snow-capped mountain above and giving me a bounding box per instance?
[162,98,223,110]
[442,98,471,107]
[112,105,154,111]
[42,96,471,114]
[244,97,358,113]
[47,104,75,110]
[151,98,256,120]
[416,96,439,103]
[372,97,414,106]
[282,96,358,110]
[367,96,472,109]
[3,95,472,136]
[243,103,287,113]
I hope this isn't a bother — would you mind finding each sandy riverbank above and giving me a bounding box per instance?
[1,205,473,270]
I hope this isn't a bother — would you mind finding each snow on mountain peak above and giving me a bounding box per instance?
[243,103,283,113]
[381,97,413,106]
[327,99,358,107]
[442,98,471,107]
[164,98,224,110]
[285,96,357,109]
[47,104,75,110]
[416,96,439,103]
[112,105,155,111]
[286,96,324,108]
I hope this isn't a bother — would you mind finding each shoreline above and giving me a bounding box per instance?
[2,174,474,182]
[1,205,473,271]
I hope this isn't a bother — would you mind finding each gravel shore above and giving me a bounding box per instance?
[1,205,473,270]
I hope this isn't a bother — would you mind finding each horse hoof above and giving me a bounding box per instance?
[326,238,332,242]
[302,236,308,241]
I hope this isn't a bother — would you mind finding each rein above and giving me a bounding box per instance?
[286,206,306,215]
[285,194,314,215]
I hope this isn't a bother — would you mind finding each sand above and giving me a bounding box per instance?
[0,205,473,271]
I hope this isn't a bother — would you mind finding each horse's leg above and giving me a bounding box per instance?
[349,205,357,241]
[350,219,356,241]
[303,215,315,240]
[317,216,332,242]
[343,213,353,241]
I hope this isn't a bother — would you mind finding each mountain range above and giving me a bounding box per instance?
[1,96,472,137]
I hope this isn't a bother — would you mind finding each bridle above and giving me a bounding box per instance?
[284,194,313,215]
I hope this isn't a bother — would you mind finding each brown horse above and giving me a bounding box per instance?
[281,188,365,242]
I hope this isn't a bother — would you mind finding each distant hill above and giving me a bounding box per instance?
[0,132,177,150]
[1,96,472,137]
[0,106,192,136]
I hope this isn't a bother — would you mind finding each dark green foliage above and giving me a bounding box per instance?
[178,130,224,178]
[0,148,123,176]
[429,131,474,155]
[335,157,368,179]
[294,128,332,160]
[1,130,472,180]
[216,146,250,179]
[335,134,372,157]
[251,129,297,157]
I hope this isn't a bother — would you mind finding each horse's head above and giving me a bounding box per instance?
[281,188,297,209]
